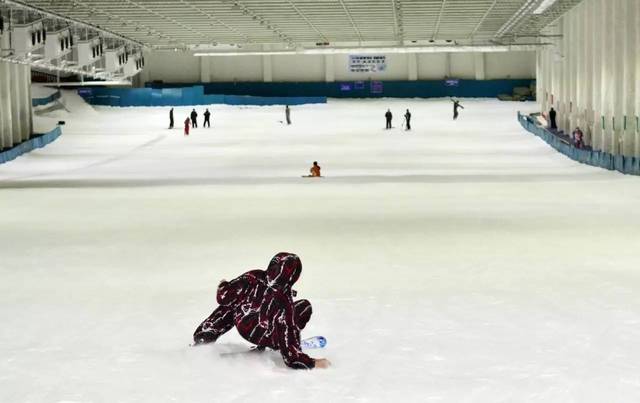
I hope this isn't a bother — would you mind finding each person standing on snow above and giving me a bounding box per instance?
[204,109,211,128]
[404,109,411,131]
[452,99,464,120]
[169,108,174,129]
[385,109,393,129]
[184,117,190,136]
[193,253,330,370]
[285,105,291,125]
[190,109,198,128]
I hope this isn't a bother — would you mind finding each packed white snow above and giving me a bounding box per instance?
[1,92,640,402]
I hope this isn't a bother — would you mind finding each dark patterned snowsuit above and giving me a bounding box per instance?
[193,253,315,369]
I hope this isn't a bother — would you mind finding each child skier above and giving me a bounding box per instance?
[184,117,190,136]
[193,253,330,370]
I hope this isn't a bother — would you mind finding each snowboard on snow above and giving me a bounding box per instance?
[218,336,327,357]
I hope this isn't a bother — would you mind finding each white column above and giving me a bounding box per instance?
[22,64,33,139]
[612,0,625,155]
[636,0,640,157]
[474,53,485,80]
[200,56,211,83]
[568,10,578,132]
[407,53,418,81]
[584,0,594,147]
[0,62,13,149]
[324,54,335,82]
[560,17,570,133]
[592,0,603,151]
[262,55,273,82]
[10,63,22,146]
[622,0,636,156]
[600,0,611,152]
[16,64,30,141]
[444,53,451,78]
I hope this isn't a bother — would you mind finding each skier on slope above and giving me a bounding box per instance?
[404,109,411,131]
[385,109,393,129]
[169,108,174,129]
[193,253,331,370]
[203,109,211,128]
[452,99,464,120]
[184,117,190,136]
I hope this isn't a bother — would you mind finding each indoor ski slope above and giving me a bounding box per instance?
[1,92,640,402]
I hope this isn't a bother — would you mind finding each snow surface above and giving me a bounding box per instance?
[1,93,640,402]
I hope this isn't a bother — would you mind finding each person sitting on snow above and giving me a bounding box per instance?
[193,253,330,370]
[309,161,321,177]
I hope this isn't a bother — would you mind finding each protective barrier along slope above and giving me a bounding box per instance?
[518,112,640,175]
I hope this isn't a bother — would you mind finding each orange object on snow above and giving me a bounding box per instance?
[310,162,321,177]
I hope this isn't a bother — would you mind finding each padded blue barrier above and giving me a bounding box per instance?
[78,85,326,107]
[146,79,535,99]
[517,112,640,175]
[32,89,62,107]
[0,126,62,165]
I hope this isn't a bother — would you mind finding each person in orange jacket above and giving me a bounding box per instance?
[184,117,190,136]
[310,161,321,177]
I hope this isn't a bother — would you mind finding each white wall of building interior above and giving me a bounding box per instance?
[140,50,536,84]
[0,61,33,150]
[537,0,640,157]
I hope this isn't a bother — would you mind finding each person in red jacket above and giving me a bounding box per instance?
[193,253,330,369]
[184,117,190,136]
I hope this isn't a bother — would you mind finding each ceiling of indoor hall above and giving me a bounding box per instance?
[21,0,583,49]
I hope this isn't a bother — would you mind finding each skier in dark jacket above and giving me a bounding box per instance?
[190,109,198,128]
[549,107,557,130]
[385,109,393,129]
[453,100,464,120]
[169,108,174,129]
[285,105,291,125]
[193,253,330,370]
[203,109,211,128]
[404,109,411,131]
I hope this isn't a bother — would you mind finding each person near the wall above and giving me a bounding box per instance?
[549,107,557,130]
[572,126,584,149]
[385,109,393,129]
[169,108,174,129]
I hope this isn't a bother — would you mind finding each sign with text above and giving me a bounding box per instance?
[349,55,387,73]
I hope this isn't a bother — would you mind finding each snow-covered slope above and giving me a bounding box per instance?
[1,96,639,402]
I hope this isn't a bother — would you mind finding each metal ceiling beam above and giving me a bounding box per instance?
[469,0,500,39]
[431,0,448,41]
[337,0,363,43]
[283,0,328,42]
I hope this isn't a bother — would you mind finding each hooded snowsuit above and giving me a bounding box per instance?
[193,253,315,369]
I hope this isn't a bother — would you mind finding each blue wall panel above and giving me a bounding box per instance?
[0,126,62,165]
[146,79,534,99]
[78,85,327,107]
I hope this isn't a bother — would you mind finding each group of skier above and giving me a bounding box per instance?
[168,107,212,136]
[384,108,412,130]
[384,99,465,131]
